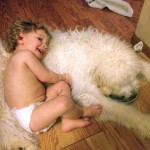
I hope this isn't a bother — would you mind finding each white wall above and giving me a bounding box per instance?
[135,0,150,47]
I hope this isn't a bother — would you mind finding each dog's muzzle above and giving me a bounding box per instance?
[109,92,138,104]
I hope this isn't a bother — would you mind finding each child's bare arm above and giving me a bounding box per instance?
[62,73,72,85]
[21,51,71,84]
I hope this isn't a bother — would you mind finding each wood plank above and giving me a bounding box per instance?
[141,139,150,150]
[135,83,150,113]
[54,119,102,148]
[86,132,112,150]
[62,140,90,150]
[0,0,144,41]
[101,122,148,150]
[38,127,61,150]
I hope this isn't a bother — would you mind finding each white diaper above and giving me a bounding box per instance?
[11,102,55,134]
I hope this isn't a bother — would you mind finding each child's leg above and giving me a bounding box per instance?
[30,94,92,132]
[45,81,103,132]
[30,81,102,132]
[45,81,71,100]
[45,81,85,119]
[61,117,91,132]
[46,81,102,119]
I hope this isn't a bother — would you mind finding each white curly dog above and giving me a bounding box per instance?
[0,28,150,149]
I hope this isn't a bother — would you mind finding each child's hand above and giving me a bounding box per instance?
[63,73,72,85]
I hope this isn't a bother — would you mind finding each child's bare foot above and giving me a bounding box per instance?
[61,117,91,132]
[83,104,102,117]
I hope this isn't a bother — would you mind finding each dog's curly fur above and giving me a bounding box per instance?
[0,28,150,149]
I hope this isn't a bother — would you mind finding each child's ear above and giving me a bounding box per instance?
[17,32,24,45]
[19,32,24,38]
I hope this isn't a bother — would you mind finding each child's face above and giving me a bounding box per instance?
[19,29,49,59]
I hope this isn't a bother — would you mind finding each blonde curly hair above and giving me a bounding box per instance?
[4,18,51,53]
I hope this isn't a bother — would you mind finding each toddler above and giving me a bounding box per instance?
[4,19,102,134]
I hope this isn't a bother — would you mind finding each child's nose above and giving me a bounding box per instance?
[42,43,47,49]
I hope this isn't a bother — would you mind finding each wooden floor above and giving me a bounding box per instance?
[0,0,150,150]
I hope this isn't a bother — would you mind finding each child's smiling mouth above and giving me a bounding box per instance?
[37,48,45,56]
